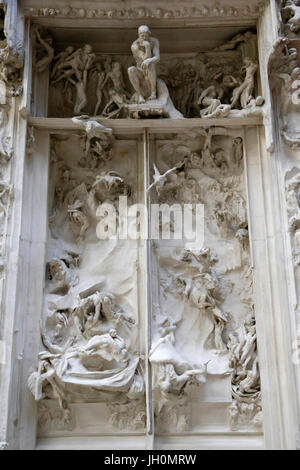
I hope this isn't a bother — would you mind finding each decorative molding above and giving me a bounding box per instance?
[0,5,23,97]
[268,38,300,119]
[3,0,24,64]
[25,2,266,20]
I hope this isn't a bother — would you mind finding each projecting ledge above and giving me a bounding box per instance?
[28,116,263,134]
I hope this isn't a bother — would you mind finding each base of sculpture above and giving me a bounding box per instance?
[128,78,183,120]
[126,103,169,119]
[200,104,231,119]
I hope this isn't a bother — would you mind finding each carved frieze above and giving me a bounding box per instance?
[46,29,263,120]
[25,3,266,20]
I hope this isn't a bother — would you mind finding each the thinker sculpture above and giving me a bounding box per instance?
[128,25,160,103]
[127,25,182,119]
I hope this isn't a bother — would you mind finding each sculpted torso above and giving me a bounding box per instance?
[128,26,160,103]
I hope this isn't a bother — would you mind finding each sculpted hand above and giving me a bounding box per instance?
[142,58,153,69]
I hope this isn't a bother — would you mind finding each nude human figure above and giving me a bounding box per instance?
[93,62,107,115]
[231,57,258,109]
[67,71,88,115]
[128,25,160,103]
[51,48,83,84]
[35,29,54,73]
[51,46,74,79]
[198,84,222,117]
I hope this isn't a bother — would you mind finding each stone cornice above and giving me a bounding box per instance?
[24,1,267,21]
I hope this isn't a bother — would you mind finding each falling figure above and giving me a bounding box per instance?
[147,162,181,193]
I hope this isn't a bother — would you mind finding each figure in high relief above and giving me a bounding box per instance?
[282,0,300,34]
[28,288,141,417]
[0,38,23,95]
[67,198,90,243]
[127,25,182,118]
[72,115,113,156]
[285,171,300,264]
[0,107,12,161]
[198,73,233,119]
[231,57,258,109]
[52,44,95,114]
[45,28,264,120]
[128,25,160,103]
[51,46,75,80]
[232,137,244,166]
[0,177,11,218]
[92,62,107,116]
[227,313,261,430]
[47,256,78,295]
[286,172,300,231]
[34,28,54,73]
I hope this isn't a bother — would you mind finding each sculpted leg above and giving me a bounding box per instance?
[148,63,157,100]
[128,66,145,103]
[74,84,88,114]
[241,82,253,108]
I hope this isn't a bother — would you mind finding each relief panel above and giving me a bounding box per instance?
[148,129,262,434]
[28,131,146,437]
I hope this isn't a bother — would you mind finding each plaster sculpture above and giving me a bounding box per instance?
[33,28,54,74]
[28,132,144,433]
[268,39,300,150]
[0,37,23,96]
[26,126,35,158]
[149,129,258,432]
[228,313,262,431]
[25,3,266,20]
[269,39,300,108]
[198,56,264,119]
[3,0,300,451]
[71,115,113,157]
[28,295,141,417]
[51,44,96,114]
[127,25,183,119]
[282,0,300,34]
[46,28,263,120]
[0,106,12,161]
[286,171,300,265]
[0,29,14,280]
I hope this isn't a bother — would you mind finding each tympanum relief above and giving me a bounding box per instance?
[28,132,146,435]
[42,28,264,120]
[149,129,262,433]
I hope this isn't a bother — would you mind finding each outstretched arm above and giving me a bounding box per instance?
[198,86,214,104]
[36,29,52,54]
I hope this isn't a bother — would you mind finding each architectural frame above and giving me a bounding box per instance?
[0,0,299,450]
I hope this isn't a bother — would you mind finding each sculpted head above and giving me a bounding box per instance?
[83,44,92,54]
[109,328,117,338]
[138,25,151,41]
[243,57,255,67]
